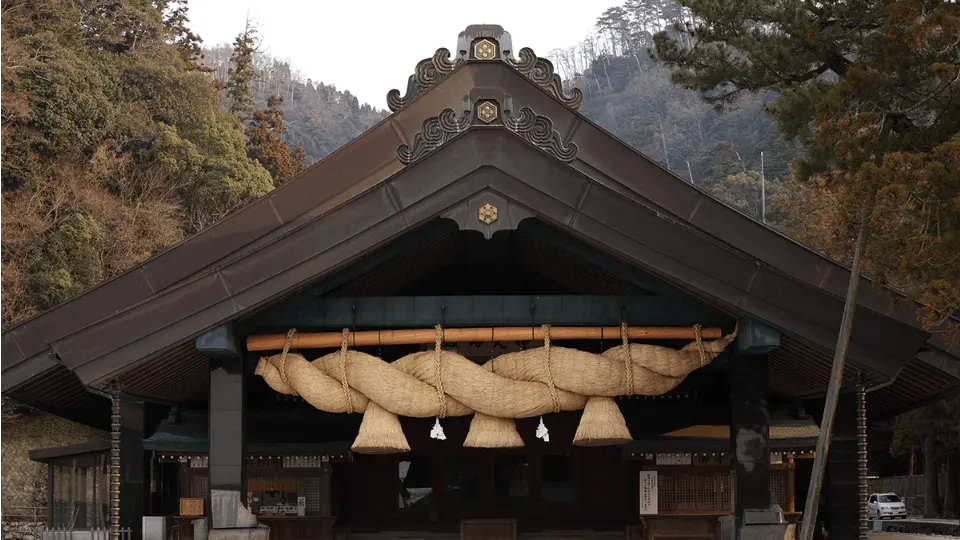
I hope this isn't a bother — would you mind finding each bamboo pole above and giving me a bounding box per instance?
[246,325,723,351]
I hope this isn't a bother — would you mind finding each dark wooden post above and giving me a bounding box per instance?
[197,324,247,528]
[110,392,120,540]
[730,319,780,531]
[118,396,147,540]
[808,393,860,540]
[787,458,796,513]
[857,377,868,540]
[47,463,55,526]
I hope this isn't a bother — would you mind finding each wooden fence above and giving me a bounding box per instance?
[2,506,46,522]
[41,527,132,540]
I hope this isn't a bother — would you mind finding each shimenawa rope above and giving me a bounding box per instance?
[255,324,739,451]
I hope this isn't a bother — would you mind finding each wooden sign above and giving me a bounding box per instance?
[655,452,692,465]
[460,518,517,540]
[638,470,658,515]
[180,497,204,517]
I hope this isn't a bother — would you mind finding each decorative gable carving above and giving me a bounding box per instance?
[397,107,471,164]
[387,48,463,113]
[507,48,582,110]
[504,107,579,162]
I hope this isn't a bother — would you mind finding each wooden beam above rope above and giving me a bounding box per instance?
[246,325,724,351]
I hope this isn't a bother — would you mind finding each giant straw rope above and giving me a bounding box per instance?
[256,324,737,453]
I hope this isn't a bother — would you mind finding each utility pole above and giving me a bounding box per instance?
[760,151,766,223]
[686,160,694,185]
[798,223,869,540]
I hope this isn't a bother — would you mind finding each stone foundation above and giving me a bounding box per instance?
[2,521,44,540]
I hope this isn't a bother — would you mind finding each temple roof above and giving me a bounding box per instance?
[2,25,957,426]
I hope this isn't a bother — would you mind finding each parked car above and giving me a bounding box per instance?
[868,493,908,519]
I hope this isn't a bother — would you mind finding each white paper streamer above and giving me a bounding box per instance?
[535,416,550,442]
[430,417,447,440]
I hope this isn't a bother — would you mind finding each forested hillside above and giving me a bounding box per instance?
[1,0,277,325]
[0,2,384,327]
[202,44,387,163]
[549,4,803,221]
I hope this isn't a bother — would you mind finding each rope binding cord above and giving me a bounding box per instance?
[622,321,635,396]
[430,324,447,440]
[339,328,355,414]
[692,323,707,367]
[278,328,297,386]
[535,324,558,442]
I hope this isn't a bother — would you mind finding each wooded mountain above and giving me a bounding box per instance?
[202,44,387,164]
[1,0,276,325]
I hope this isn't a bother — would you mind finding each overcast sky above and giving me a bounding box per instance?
[187,0,606,109]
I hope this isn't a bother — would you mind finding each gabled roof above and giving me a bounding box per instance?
[3,25,957,416]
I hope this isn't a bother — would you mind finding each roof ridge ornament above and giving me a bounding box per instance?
[397,104,472,165]
[386,25,582,113]
[387,48,464,113]
[507,48,583,110]
[504,106,579,162]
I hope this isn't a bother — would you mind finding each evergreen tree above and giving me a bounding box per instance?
[156,0,206,70]
[1,0,273,324]
[652,0,960,338]
[226,21,259,124]
[246,95,306,186]
[651,0,960,525]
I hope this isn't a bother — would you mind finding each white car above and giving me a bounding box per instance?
[867,492,908,519]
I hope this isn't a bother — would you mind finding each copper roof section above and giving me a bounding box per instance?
[1,25,957,416]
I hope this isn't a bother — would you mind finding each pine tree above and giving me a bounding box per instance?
[226,21,259,124]
[157,0,207,70]
[246,95,306,186]
[652,0,960,337]
[652,0,960,529]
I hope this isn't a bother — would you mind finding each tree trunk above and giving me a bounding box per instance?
[923,434,942,518]
[944,452,960,519]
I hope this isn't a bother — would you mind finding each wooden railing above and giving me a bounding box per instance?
[2,506,46,522]
[41,527,132,540]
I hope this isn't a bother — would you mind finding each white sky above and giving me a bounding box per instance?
[187,0,608,109]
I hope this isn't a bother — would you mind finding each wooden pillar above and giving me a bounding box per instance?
[198,324,248,528]
[730,319,781,524]
[810,393,860,540]
[787,458,796,513]
[109,393,120,538]
[857,379,868,540]
[47,464,55,526]
[118,396,147,540]
[730,349,771,517]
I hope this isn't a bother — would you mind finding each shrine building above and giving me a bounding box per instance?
[3,25,959,540]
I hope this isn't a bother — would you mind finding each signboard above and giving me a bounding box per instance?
[180,497,204,517]
[638,470,658,515]
[655,453,692,465]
